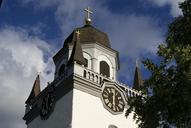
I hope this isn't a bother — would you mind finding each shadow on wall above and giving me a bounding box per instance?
[27,78,74,128]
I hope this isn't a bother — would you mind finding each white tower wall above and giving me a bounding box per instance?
[72,89,137,128]
[27,88,137,128]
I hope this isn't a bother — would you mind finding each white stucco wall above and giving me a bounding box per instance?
[83,52,92,69]
[81,44,118,81]
[72,89,137,128]
[27,88,138,128]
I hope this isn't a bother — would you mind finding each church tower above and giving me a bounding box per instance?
[23,7,141,128]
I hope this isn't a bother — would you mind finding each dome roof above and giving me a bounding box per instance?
[64,25,110,48]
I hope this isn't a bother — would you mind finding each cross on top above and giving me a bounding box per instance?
[37,71,41,75]
[84,7,93,19]
[84,7,93,25]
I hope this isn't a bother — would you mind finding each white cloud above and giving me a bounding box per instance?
[145,0,184,17]
[103,14,163,83]
[102,14,163,58]
[0,27,54,128]
[23,0,164,56]
[22,0,61,8]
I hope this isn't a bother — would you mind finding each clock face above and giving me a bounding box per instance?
[102,86,125,113]
[40,93,55,120]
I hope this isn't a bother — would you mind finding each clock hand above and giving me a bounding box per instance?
[112,90,115,106]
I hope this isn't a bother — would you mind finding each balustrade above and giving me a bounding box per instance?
[81,67,140,97]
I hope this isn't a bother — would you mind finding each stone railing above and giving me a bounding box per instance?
[74,64,141,97]
[125,87,140,97]
[74,64,142,98]
[82,67,141,98]
[83,68,111,85]
[116,81,141,97]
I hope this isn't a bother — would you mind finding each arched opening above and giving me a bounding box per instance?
[84,58,88,68]
[58,64,65,76]
[83,52,92,69]
[100,61,110,78]
[108,125,118,128]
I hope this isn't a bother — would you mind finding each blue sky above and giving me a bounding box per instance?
[0,0,184,128]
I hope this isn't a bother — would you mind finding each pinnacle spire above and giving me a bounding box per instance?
[25,74,41,104]
[67,30,86,66]
[133,60,144,90]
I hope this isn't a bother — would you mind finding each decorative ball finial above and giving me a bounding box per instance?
[84,7,93,25]
[75,30,80,38]
[136,59,141,68]
[37,71,41,75]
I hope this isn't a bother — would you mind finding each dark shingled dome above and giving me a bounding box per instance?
[64,25,111,48]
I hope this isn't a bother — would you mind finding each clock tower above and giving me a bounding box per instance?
[23,7,142,128]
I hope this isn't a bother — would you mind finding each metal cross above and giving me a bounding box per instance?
[84,7,93,19]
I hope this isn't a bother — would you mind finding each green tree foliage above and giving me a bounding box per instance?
[126,0,191,127]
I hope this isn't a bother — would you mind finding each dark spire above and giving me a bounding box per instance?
[67,30,86,66]
[25,74,41,104]
[133,60,144,90]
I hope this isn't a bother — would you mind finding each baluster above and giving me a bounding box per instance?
[90,73,92,80]
[95,75,98,83]
[87,72,90,79]
[99,77,102,85]
[129,91,131,97]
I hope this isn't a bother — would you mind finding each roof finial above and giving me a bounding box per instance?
[136,58,140,68]
[84,7,93,25]
[76,30,80,38]
[37,71,41,75]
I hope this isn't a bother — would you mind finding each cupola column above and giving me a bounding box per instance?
[91,57,97,72]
